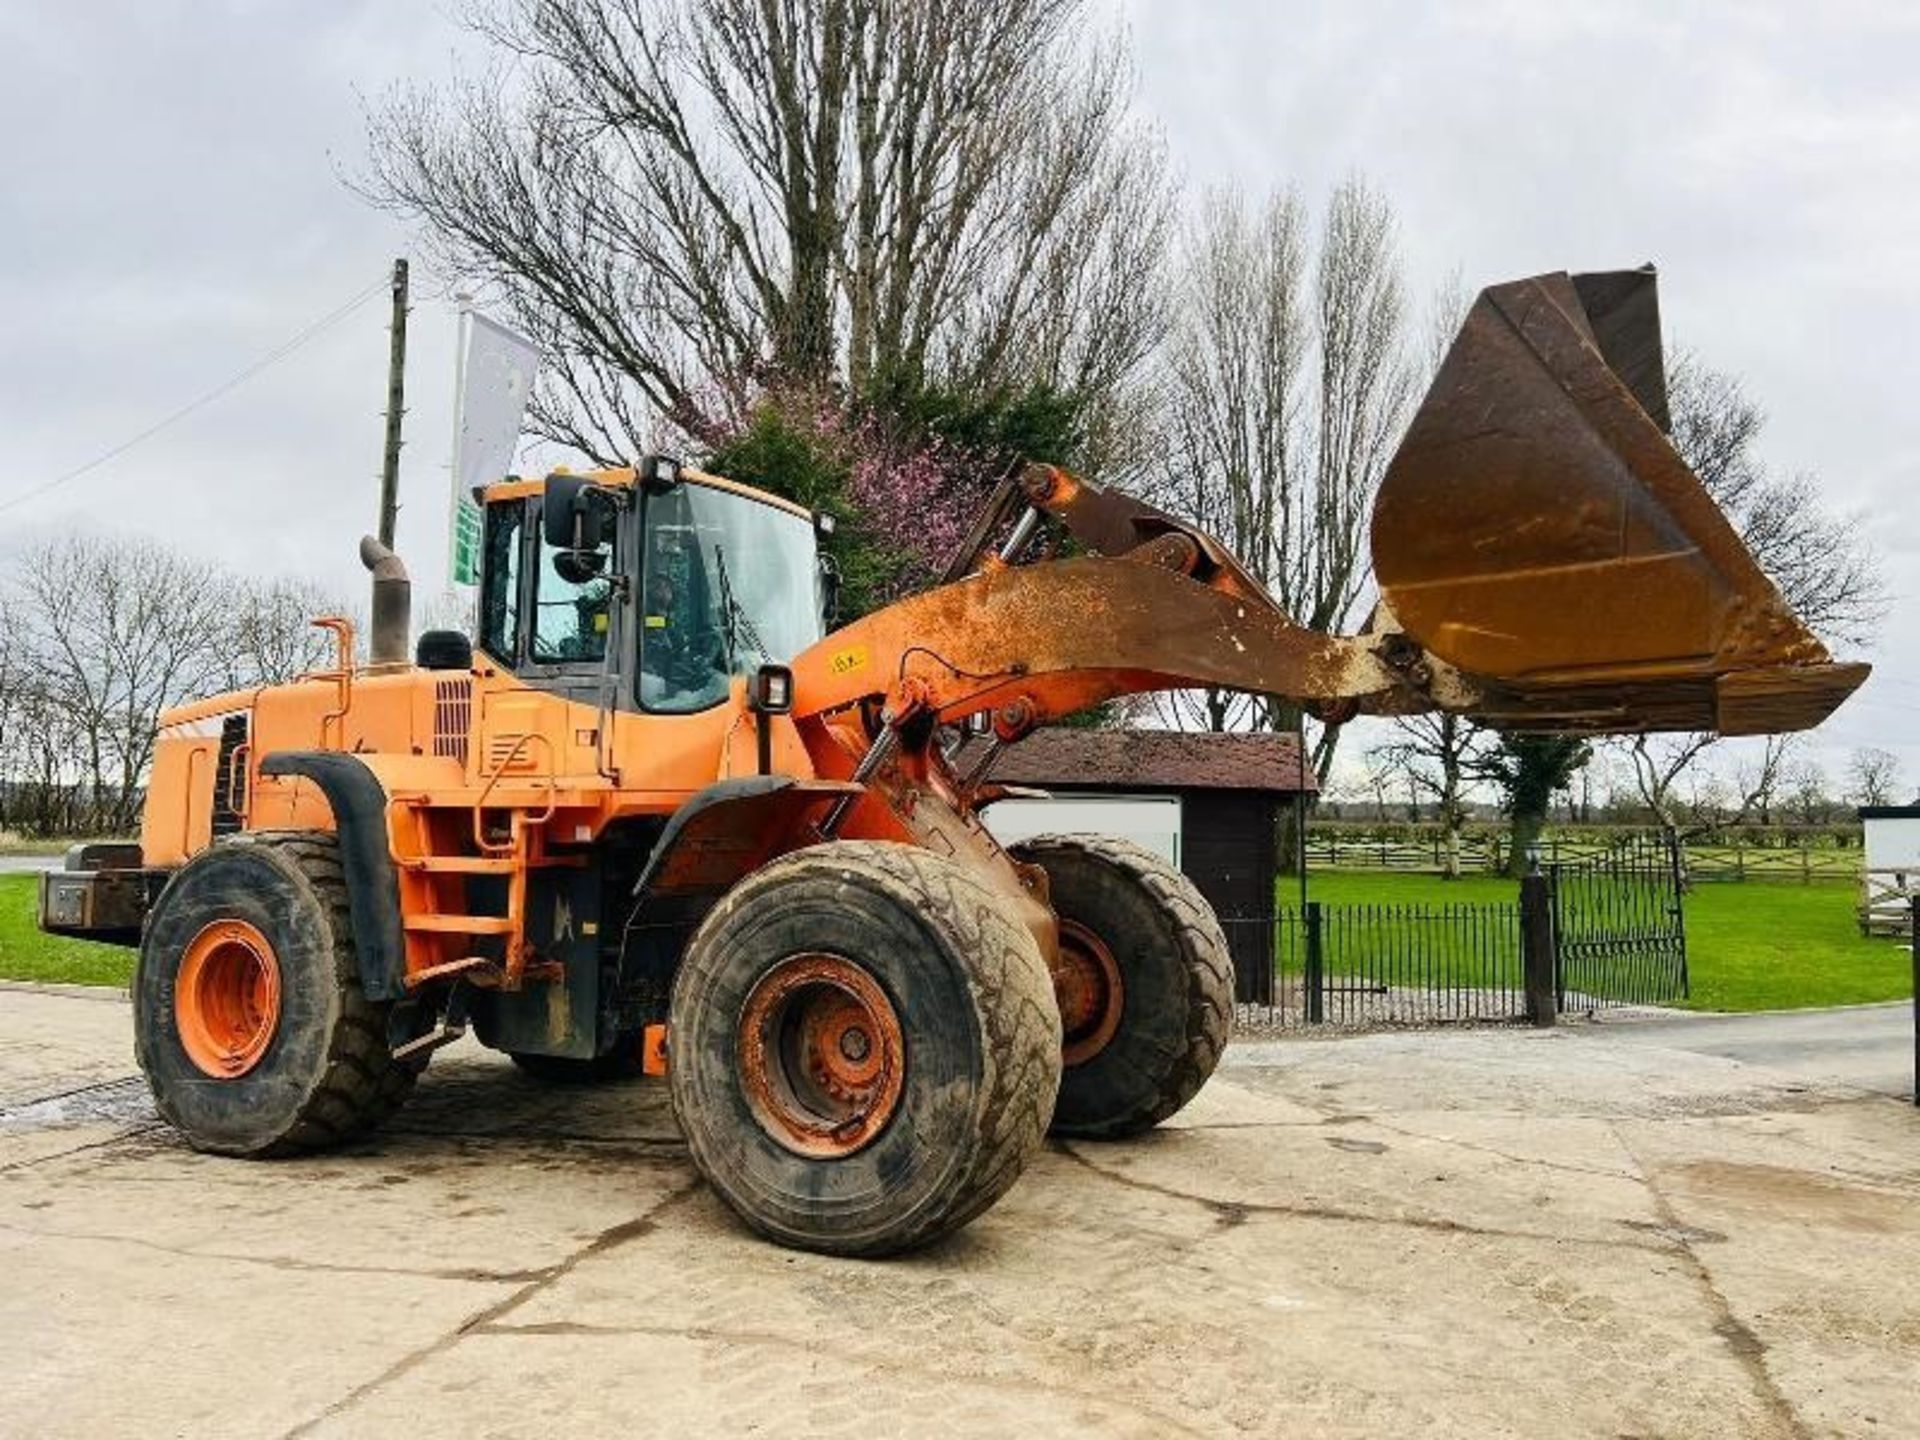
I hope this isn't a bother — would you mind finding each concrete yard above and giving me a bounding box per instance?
[2,983,1916,1438]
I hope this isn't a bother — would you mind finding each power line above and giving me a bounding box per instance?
[0,274,391,517]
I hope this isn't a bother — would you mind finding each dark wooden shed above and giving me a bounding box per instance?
[963,729,1315,1000]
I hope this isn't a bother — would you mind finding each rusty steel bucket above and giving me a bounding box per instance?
[1372,266,1867,736]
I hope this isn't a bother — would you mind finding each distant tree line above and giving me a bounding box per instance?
[0,536,343,837]
[1329,742,1900,834]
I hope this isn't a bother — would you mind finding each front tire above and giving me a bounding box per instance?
[134,831,417,1156]
[669,841,1062,1257]
[1012,834,1232,1138]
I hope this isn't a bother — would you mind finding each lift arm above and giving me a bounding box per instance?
[788,267,1867,745]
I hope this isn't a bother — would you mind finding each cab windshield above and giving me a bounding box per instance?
[639,482,823,713]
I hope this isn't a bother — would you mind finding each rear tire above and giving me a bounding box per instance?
[134,831,417,1156]
[1011,834,1232,1138]
[669,841,1061,1257]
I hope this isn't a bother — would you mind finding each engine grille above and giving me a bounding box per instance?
[433,678,472,766]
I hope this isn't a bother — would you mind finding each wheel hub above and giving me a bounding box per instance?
[174,918,282,1079]
[737,954,905,1159]
[1050,919,1124,1067]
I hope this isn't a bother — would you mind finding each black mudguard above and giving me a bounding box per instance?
[257,751,407,1001]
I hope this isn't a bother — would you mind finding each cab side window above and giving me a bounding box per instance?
[530,525,612,666]
[479,501,524,663]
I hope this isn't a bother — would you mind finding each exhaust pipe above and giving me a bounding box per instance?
[358,535,412,668]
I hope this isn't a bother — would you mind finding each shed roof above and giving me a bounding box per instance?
[961,728,1316,795]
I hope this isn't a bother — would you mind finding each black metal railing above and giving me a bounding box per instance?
[1228,833,1688,1032]
[1227,900,1525,1030]
[1549,833,1688,1011]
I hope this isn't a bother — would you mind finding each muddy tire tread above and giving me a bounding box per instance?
[1013,833,1233,1137]
[675,840,1061,1255]
[148,830,416,1156]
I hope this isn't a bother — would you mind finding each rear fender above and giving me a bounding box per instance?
[256,751,407,1002]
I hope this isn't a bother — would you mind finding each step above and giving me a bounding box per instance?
[399,855,518,875]
[403,913,515,936]
[404,955,502,989]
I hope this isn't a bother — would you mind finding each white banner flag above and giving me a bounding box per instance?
[449,308,541,586]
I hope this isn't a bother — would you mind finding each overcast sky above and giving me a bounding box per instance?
[2,2,1913,796]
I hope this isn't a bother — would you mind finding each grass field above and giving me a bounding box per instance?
[1298,870,1910,1012]
[0,874,136,987]
[0,867,1909,1014]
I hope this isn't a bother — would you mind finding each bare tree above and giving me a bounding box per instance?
[223,577,352,690]
[12,537,228,834]
[1622,732,1715,843]
[1846,746,1902,808]
[1668,351,1884,644]
[0,627,22,833]
[1785,757,1834,826]
[1151,177,1414,768]
[1601,350,1885,822]
[0,538,362,838]
[363,0,1170,461]
[1730,734,1799,827]
[1615,733,1796,869]
[1370,712,1491,878]
[1357,753,1395,822]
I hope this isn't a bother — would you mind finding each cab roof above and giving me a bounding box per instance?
[477,464,812,522]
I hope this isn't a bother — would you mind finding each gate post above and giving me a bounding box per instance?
[1910,895,1917,1107]
[1668,831,1690,1000]
[1304,901,1325,1025]
[1521,865,1557,1027]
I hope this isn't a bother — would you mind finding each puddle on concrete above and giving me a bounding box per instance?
[0,1076,154,1132]
[1667,1159,1920,1234]
[1323,1136,1389,1155]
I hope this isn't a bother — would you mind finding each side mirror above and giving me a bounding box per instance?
[542,473,608,551]
[553,549,607,585]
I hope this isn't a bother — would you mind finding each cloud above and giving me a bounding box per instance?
[1,2,1909,778]
[1122,0,1918,777]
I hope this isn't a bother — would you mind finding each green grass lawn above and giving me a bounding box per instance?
[1,864,1909,1015]
[1298,870,1910,1012]
[0,874,136,987]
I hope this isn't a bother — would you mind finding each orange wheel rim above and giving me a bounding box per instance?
[175,918,282,1079]
[736,954,905,1159]
[1051,920,1124,1067]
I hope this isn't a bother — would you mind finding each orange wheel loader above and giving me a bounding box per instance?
[39,268,1866,1255]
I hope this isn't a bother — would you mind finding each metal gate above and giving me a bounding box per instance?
[1549,832,1688,1010]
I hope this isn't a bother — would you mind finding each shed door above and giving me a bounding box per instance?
[982,794,1181,867]
[1864,816,1920,870]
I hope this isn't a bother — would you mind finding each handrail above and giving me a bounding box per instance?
[224,740,252,825]
[471,731,558,854]
[309,616,356,749]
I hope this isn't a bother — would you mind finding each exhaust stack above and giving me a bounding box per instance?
[358,535,412,669]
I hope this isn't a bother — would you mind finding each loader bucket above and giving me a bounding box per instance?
[1372,267,1867,736]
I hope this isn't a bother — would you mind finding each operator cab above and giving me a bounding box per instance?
[475,457,835,713]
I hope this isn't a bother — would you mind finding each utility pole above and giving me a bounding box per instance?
[377,257,410,549]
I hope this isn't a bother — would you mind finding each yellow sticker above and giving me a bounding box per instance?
[592,613,609,633]
[645,614,668,629]
[828,644,869,676]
